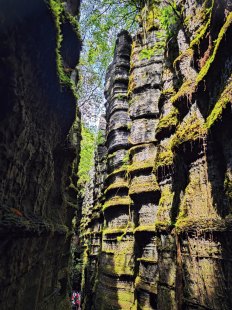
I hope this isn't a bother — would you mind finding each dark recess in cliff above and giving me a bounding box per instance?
[0,0,81,309]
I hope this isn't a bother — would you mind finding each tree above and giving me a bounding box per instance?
[77,0,180,128]
[77,0,141,128]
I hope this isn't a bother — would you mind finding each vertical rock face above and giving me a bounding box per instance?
[79,0,232,309]
[0,0,81,309]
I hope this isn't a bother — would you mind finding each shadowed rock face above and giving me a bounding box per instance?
[78,1,232,309]
[0,0,81,309]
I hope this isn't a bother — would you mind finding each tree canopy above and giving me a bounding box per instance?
[78,0,180,128]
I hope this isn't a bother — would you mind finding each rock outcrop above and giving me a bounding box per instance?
[0,0,81,309]
[79,0,232,309]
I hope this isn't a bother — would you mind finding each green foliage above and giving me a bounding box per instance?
[78,0,141,122]
[159,1,180,39]
[139,2,180,60]
[139,40,166,60]
[77,124,95,197]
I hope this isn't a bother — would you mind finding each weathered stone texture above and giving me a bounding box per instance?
[79,0,232,309]
[0,0,81,308]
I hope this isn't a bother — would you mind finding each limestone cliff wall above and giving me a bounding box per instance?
[0,0,81,309]
[79,0,232,309]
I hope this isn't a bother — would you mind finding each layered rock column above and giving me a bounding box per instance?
[95,30,134,309]
[127,23,164,308]
[78,1,232,309]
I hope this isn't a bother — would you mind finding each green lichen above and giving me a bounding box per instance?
[156,107,179,135]
[206,78,232,128]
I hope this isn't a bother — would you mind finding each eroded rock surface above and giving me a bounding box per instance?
[78,0,232,309]
[0,1,81,309]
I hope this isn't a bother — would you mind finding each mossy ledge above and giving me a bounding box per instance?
[156,107,179,137]
[129,180,160,196]
[171,11,232,104]
[171,112,207,150]
[103,196,131,211]
[50,0,80,97]
[206,78,232,128]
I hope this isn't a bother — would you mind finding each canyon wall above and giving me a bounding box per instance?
[0,0,81,309]
[79,0,232,309]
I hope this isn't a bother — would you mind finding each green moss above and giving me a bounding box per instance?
[156,107,179,135]
[197,12,232,84]
[154,144,174,170]
[170,79,196,103]
[171,112,207,149]
[103,196,131,211]
[129,179,159,196]
[127,71,136,96]
[50,0,80,96]
[155,186,174,230]
[101,249,115,254]
[100,290,135,309]
[161,87,176,96]
[134,225,156,233]
[128,143,153,155]
[190,19,211,48]
[128,160,154,174]
[138,4,161,32]
[139,39,166,60]
[104,181,128,195]
[175,176,200,230]
[101,241,134,276]
[173,48,194,67]
[171,11,232,105]
[135,276,156,294]
[206,79,232,128]
[106,167,128,181]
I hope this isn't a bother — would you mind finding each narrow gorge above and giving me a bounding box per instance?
[0,0,232,309]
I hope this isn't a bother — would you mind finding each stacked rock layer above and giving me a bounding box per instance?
[79,0,232,309]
